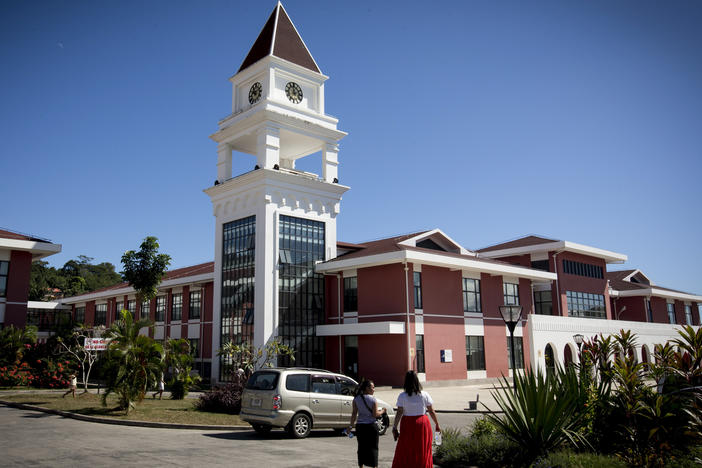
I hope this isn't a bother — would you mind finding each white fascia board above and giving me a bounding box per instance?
[398,229,474,256]
[317,249,556,282]
[617,288,702,303]
[61,272,214,305]
[479,240,627,264]
[27,301,71,310]
[316,321,405,336]
[0,238,62,260]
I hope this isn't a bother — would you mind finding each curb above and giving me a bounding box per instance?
[0,400,250,431]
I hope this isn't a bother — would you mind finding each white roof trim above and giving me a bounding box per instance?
[317,249,556,282]
[0,238,62,260]
[316,321,405,336]
[397,229,473,256]
[61,272,214,304]
[616,287,702,303]
[478,240,627,264]
[27,301,70,310]
[622,269,653,285]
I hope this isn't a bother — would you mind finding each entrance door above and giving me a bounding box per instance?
[344,336,358,380]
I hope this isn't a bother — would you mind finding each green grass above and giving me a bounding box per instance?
[1,391,245,426]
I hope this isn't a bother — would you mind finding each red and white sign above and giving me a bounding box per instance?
[84,337,111,351]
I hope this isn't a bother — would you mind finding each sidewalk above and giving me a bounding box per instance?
[374,379,508,413]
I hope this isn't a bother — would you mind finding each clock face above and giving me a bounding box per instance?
[285,82,303,104]
[248,82,262,104]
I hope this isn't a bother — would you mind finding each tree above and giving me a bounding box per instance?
[102,309,163,413]
[218,339,295,379]
[56,325,106,392]
[121,237,171,301]
[164,338,201,399]
[0,325,37,366]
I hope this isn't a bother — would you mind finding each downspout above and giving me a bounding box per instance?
[337,273,342,373]
[552,250,563,316]
[404,262,411,371]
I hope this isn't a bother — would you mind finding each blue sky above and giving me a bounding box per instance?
[1,1,701,294]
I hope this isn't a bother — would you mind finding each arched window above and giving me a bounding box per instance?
[545,344,555,374]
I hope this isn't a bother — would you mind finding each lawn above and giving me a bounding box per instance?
[0,391,245,426]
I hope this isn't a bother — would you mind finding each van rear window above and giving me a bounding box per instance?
[246,371,279,390]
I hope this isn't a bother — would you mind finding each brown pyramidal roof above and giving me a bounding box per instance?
[0,228,53,243]
[238,2,320,74]
[476,235,559,253]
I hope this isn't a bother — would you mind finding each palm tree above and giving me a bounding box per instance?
[0,325,37,365]
[102,309,163,413]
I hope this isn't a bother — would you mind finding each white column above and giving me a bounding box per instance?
[256,126,280,169]
[216,143,232,183]
[253,200,277,350]
[211,218,223,383]
[322,143,338,182]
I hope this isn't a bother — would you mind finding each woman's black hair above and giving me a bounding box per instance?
[403,370,422,396]
[355,378,374,397]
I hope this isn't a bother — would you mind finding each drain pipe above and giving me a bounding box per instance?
[337,273,342,373]
[552,250,563,316]
[404,262,411,371]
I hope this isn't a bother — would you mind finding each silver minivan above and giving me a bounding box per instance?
[240,368,395,438]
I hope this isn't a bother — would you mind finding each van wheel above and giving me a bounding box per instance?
[288,413,312,439]
[251,423,272,435]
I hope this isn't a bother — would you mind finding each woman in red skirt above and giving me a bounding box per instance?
[391,371,441,468]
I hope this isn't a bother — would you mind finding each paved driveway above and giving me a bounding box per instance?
[0,406,479,467]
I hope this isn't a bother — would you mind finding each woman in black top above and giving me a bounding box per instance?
[347,378,386,468]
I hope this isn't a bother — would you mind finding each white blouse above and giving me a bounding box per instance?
[396,391,433,416]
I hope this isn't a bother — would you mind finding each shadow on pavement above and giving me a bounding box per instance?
[204,429,344,441]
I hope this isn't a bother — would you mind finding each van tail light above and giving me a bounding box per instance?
[272,394,282,410]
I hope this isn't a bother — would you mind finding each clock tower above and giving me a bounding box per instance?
[205,2,348,382]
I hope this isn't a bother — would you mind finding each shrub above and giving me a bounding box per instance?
[532,450,627,468]
[470,415,498,438]
[434,429,524,468]
[196,380,244,414]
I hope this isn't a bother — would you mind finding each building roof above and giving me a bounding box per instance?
[475,235,627,264]
[238,2,321,74]
[476,235,558,253]
[0,228,53,243]
[0,228,61,260]
[607,269,702,302]
[61,262,214,302]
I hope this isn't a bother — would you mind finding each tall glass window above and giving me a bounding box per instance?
[127,300,136,318]
[462,278,481,313]
[344,277,358,312]
[189,290,201,319]
[415,335,425,373]
[667,303,676,324]
[141,299,150,320]
[507,336,524,369]
[413,272,423,309]
[171,293,183,321]
[534,290,552,315]
[155,296,166,322]
[465,336,486,370]
[115,301,123,321]
[0,261,9,297]
[503,283,519,305]
[221,216,256,381]
[95,304,107,326]
[278,215,325,368]
[567,291,605,319]
[74,306,85,324]
[685,305,693,325]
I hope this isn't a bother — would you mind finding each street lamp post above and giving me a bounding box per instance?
[499,304,523,392]
[573,333,584,367]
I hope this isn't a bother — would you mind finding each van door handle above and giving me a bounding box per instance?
[343,401,351,406]
[312,399,319,404]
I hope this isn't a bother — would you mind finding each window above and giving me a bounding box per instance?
[286,374,310,392]
[343,277,358,312]
[141,300,150,319]
[685,305,693,325]
[465,336,485,371]
[245,371,279,390]
[337,376,357,396]
[115,301,123,320]
[189,338,200,358]
[533,290,552,315]
[311,375,337,394]
[699,304,702,325]
[155,296,166,322]
[74,306,85,324]
[415,335,425,373]
[667,303,676,324]
[530,260,550,271]
[462,278,481,313]
[507,336,524,369]
[413,272,423,309]
[503,283,519,306]
[189,290,201,319]
[562,259,604,279]
[277,215,325,369]
[566,291,606,319]
[646,300,653,323]
[95,304,107,326]
[127,300,136,317]
[171,293,183,321]
[0,261,8,297]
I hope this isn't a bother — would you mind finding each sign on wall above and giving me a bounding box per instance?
[440,349,453,363]
[84,337,111,351]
